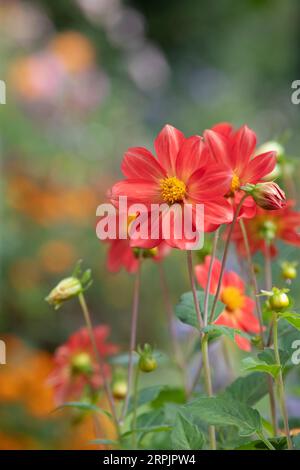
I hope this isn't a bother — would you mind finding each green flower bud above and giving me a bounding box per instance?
[265,287,291,312]
[71,352,93,375]
[269,292,290,311]
[281,262,298,281]
[112,380,128,400]
[137,343,157,373]
[45,276,82,309]
[139,356,157,373]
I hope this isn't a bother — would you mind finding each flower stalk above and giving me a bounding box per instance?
[239,219,278,436]
[121,257,142,421]
[78,292,119,430]
[186,250,216,449]
[209,194,248,323]
[272,312,293,450]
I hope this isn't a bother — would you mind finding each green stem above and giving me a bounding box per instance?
[209,194,248,323]
[132,367,140,449]
[273,312,293,450]
[203,228,220,326]
[186,251,204,329]
[158,263,187,386]
[201,335,216,450]
[121,258,141,422]
[78,293,119,432]
[239,219,278,436]
[239,219,264,341]
[257,431,276,450]
[186,251,216,449]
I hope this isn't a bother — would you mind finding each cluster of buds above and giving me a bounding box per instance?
[261,287,290,312]
[45,261,92,309]
[242,181,286,211]
[137,344,157,373]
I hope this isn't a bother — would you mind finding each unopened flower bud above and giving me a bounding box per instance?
[267,287,290,312]
[243,182,286,211]
[71,352,92,375]
[137,344,157,373]
[46,276,82,309]
[112,380,128,400]
[256,141,284,159]
[281,262,298,281]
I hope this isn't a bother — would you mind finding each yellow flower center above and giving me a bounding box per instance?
[230,173,240,193]
[126,213,138,237]
[160,176,186,204]
[221,286,244,312]
[127,214,137,227]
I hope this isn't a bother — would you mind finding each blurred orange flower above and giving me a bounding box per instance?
[0,336,116,449]
[39,240,77,274]
[7,174,98,225]
[49,31,95,74]
[9,258,41,290]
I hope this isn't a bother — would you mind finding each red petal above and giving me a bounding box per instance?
[121,147,166,181]
[107,239,138,273]
[202,198,234,226]
[204,129,231,167]
[195,256,221,294]
[175,135,206,182]
[232,125,257,174]
[222,271,244,292]
[110,179,161,204]
[154,124,185,176]
[234,335,251,351]
[211,122,234,136]
[187,166,232,201]
[242,151,276,184]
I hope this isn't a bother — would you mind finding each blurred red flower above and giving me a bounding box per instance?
[49,326,118,405]
[231,200,300,257]
[195,256,261,351]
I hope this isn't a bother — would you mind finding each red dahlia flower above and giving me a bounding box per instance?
[195,256,261,351]
[48,326,118,405]
[204,123,277,221]
[231,200,300,257]
[110,125,234,249]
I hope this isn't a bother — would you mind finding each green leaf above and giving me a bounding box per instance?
[127,385,165,414]
[171,413,204,450]
[151,387,186,408]
[89,439,118,446]
[185,396,262,437]
[278,311,300,330]
[235,436,287,450]
[242,357,281,378]
[54,401,112,418]
[202,324,251,342]
[222,372,269,406]
[258,348,290,366]
[175,291,224,329]
[122,425,172,439]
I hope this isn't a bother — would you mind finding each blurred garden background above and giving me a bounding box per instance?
[0,0,300,450]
